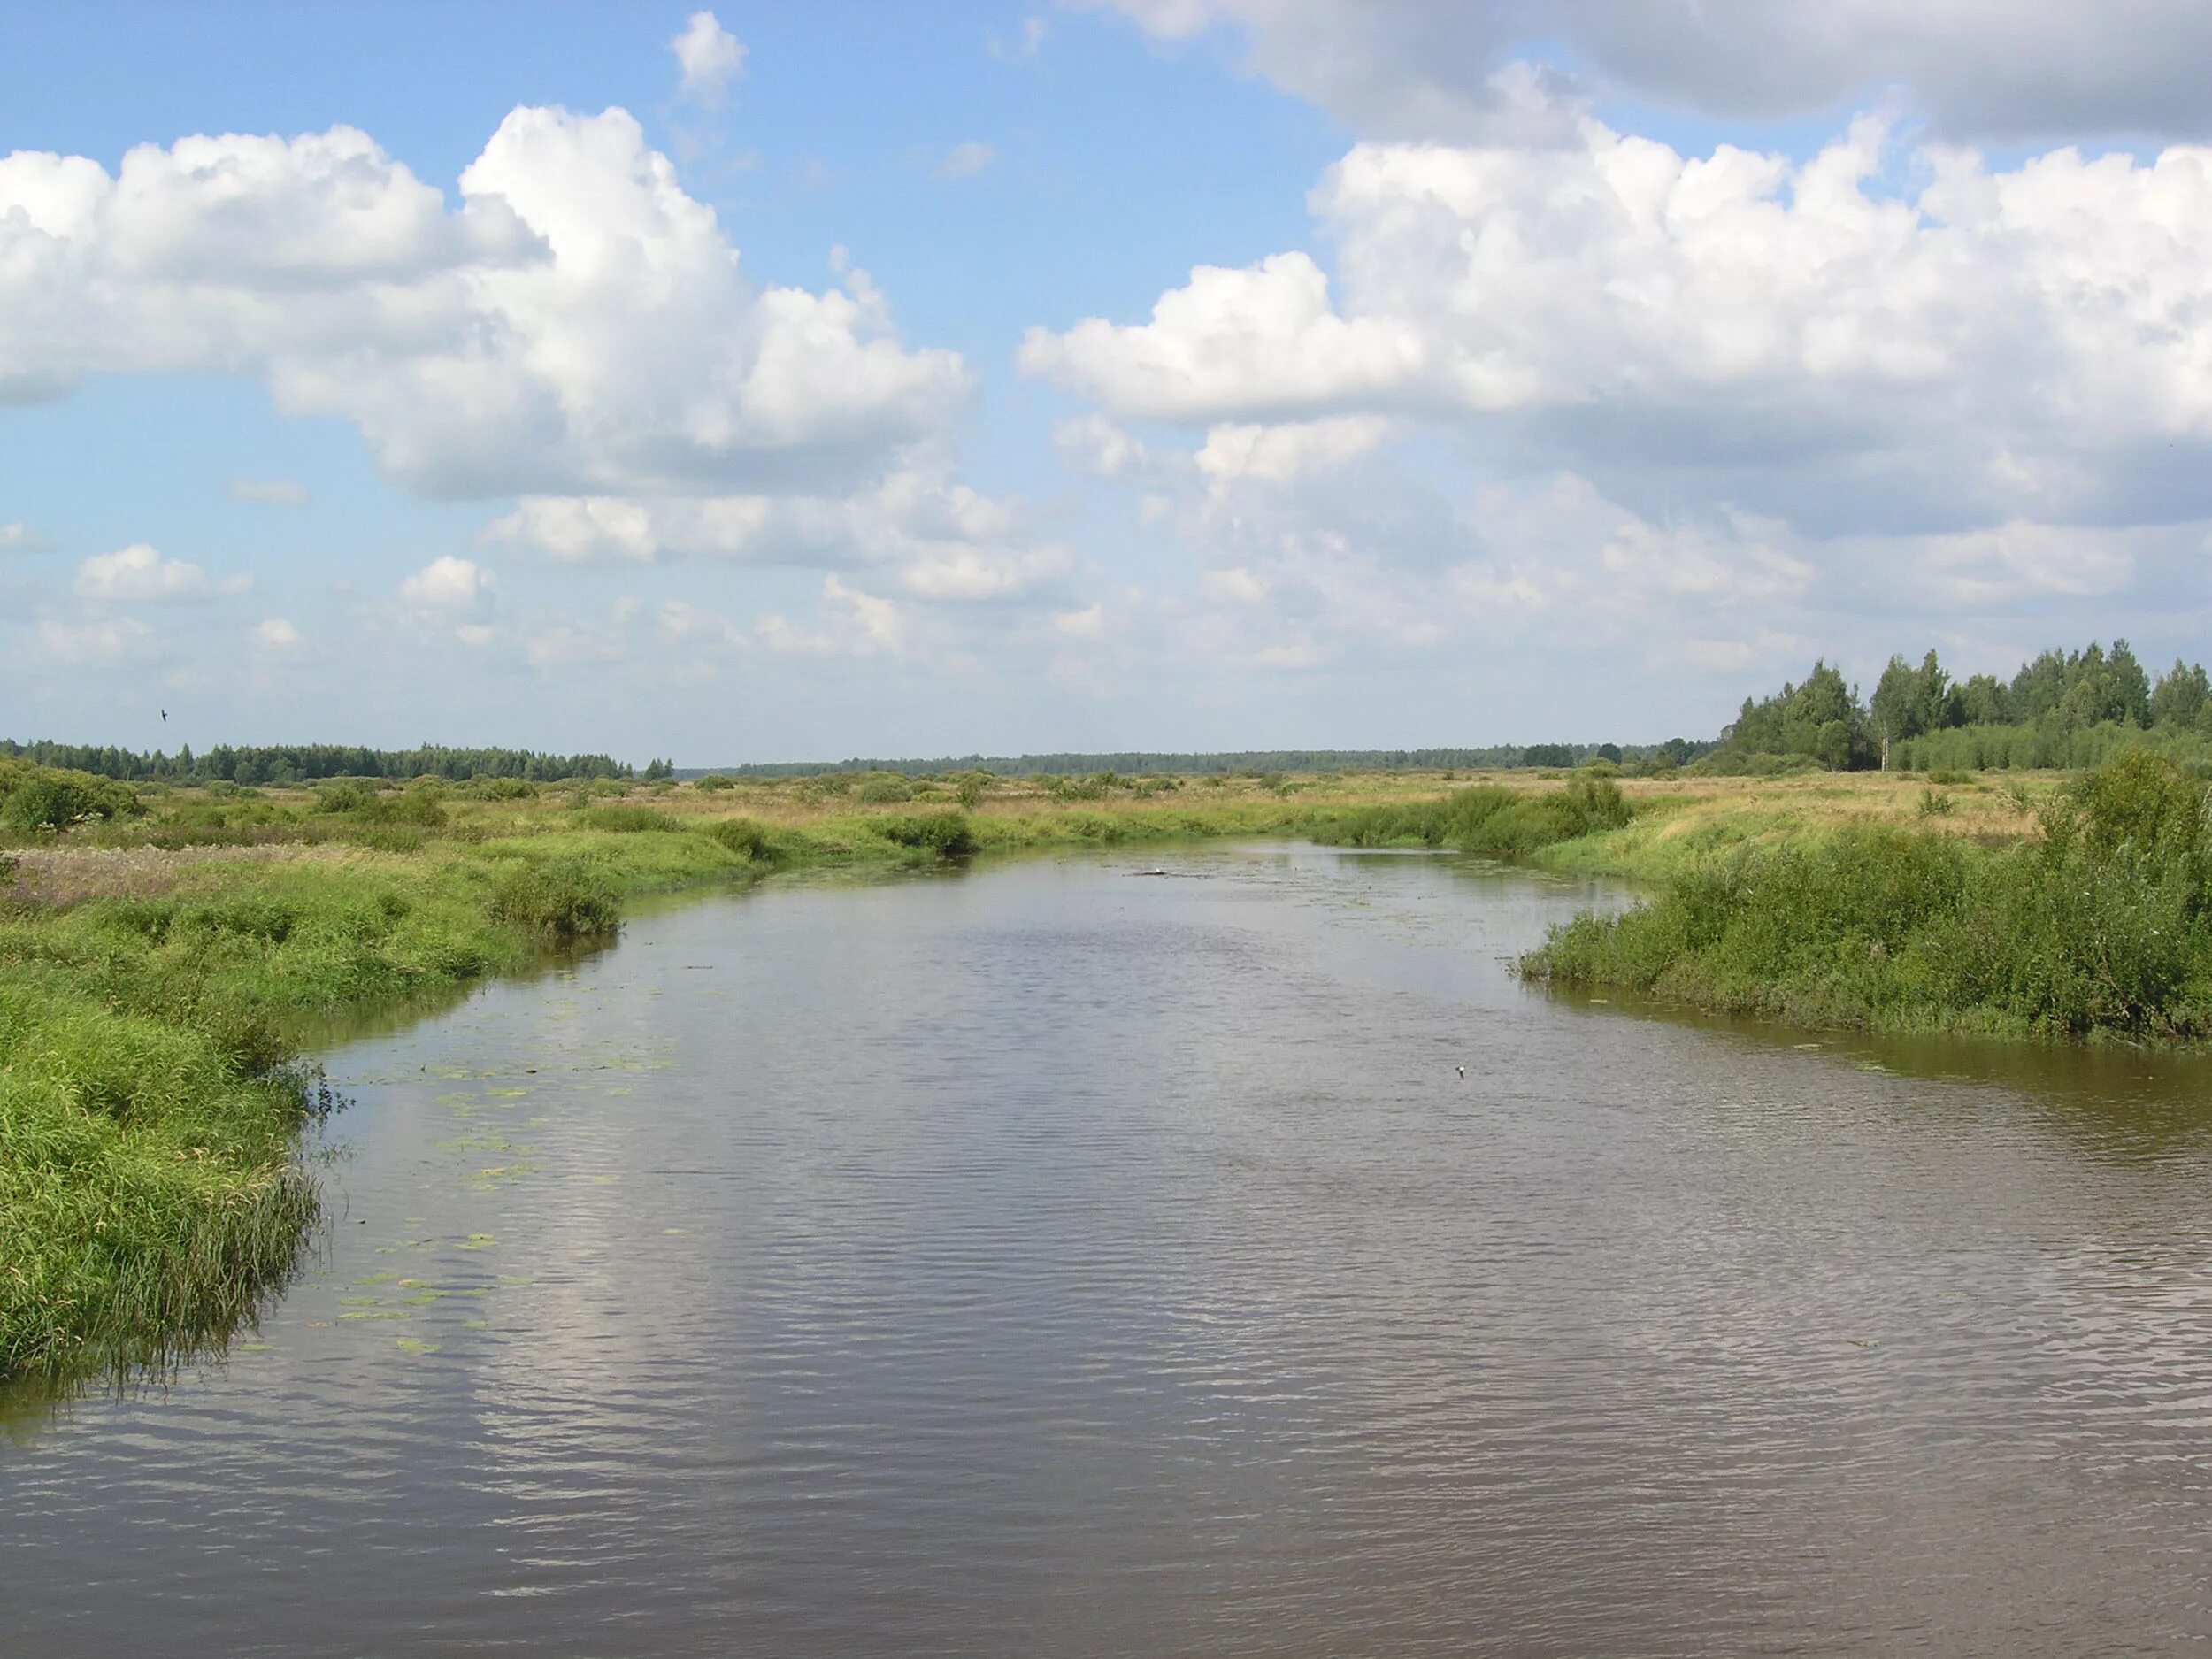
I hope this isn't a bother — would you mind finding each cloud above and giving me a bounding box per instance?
[254,616,303,652]
[1051,415,1169,485]
[988,16,1048,63]
[0,107,971,498]
[1027,114,2212,542]
[1022,251,1421,422]
[74,542,251,602]
[672,12,746,107]
[482,467,1073,601]
[1194,415,1396,485]
[38,615,152,664]
[398,554,495,615]
[755,574,905,656]
[1053,603,1104,638]
[1095,0,2212,142]
[224,479,310,505]
[0,521,43,552]
[525,599,642,670]
[657,599,749,649]
[933,142,997,180]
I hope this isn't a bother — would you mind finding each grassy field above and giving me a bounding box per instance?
[0,753,2124,1388]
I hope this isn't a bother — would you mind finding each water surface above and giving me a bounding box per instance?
[7,845,2212,1655]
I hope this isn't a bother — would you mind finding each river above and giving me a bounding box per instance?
[6,844,2212,1655]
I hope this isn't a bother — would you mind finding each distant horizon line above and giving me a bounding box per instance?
[680,742,1688,780]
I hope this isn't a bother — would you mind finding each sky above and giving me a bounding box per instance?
[4,2,2211,764]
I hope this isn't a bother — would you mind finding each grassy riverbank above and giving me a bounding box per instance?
[1525,752,2212,1042]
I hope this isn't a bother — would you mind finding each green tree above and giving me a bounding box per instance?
[2108,639,2153,726]
[2151,659,2209,728]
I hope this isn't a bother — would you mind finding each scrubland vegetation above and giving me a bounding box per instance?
[1526,751,2212,1041]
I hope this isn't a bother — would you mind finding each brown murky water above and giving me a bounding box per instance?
[6,845,2212,1655]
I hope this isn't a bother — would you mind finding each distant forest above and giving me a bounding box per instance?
[13,640,2205,785]
[0,741,642,786]
[694,744,1705,780]
[1709,641,2212,773]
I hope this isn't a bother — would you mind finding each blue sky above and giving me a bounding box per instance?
[4,3,2209,763]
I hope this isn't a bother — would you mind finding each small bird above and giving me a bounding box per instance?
[160,709,168,723]
[1455,1064,1465,1079]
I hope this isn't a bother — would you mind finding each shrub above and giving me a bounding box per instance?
[695,774,738,793]
[312,780,447,831]
[1528,751,2212,1041]
[312,781,376,815]
[582,804,682,833]
[702,817,782,861]
[466,776,537,801]
[1320,768,1629,855]
[854,773,914,804]
[487,860,620,942]
[1,764,144,833]
[872,810,979,858]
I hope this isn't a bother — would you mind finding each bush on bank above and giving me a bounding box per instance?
[1525,751,2212,1041]
[1315,770,1632,857]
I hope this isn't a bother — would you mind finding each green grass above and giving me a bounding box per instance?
[1525,751,2212,1041]
[1307,771,1633,857]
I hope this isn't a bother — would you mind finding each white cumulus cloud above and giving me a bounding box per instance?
[756,575,905,657]
[254,617,304,651]
[0,107,970,498]
[672,12,747,106]
[398,555,495,615]
[1028,114,2212,541]
[74,542,251,602]
[483,467,1073,601]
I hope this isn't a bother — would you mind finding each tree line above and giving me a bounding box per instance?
[1710,641,2212,772]
[0,740,636,786]
[701,743,1708,779]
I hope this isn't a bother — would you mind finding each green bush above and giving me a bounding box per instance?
[853,773,914,804]
[695,774,738,793]
[311,780,447,832]
[486,860,620,943]
[702,817,783,861]
[1,763,144,833]
[1528,751,2212,1041]
[466,775,537,801]
[1317,767,1630,856]
[582,804,682,833]
[311,781,377,814]
[871,810,979,858]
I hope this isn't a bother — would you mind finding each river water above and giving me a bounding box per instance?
[6,845,2212,1655]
